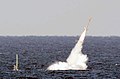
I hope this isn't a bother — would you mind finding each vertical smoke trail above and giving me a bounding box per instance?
[47,17,92,70]
[13,54,19,71]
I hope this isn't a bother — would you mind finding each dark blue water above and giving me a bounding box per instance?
[0,36,120,79]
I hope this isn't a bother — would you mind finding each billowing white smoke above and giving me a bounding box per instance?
[47,17,92,70]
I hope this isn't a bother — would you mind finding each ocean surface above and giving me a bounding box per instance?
[0,36,120,79]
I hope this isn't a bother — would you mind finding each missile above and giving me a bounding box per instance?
[84,17,92,31]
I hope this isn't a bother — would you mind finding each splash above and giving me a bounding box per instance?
[47,17,92,70]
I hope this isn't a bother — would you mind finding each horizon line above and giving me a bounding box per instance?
[0,35,120,37]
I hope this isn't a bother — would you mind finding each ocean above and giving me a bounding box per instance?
[0,36,120,79]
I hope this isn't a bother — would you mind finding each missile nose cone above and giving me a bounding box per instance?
[89,17,92,22]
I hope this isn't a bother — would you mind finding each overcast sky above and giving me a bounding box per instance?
[0,0,120,36]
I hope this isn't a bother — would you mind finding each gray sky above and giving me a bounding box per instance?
[0,0,120,36]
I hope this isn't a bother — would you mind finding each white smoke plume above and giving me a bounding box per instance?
[47,17,92,70]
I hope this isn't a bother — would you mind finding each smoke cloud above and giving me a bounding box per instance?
[47,17,92,70]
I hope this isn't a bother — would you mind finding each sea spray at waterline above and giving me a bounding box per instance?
[47,17,92,70]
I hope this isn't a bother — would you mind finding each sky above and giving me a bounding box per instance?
[0,0,120,36]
